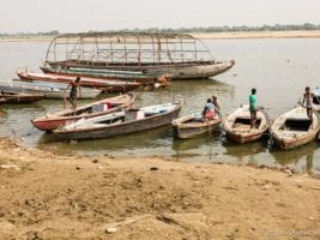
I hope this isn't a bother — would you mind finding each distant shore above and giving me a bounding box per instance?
[192,30,320,39]
[1,30,320,42]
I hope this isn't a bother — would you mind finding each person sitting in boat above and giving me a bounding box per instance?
[203,98,216,120]
[64,77,81,111]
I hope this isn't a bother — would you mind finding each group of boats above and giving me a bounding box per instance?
[0,31,235,104]
[31,93,184,140]
[23,89,319,152]
[2,31,319,151]
[172,102,320,151]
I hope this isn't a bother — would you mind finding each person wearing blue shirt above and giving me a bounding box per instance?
[249,88,257,128]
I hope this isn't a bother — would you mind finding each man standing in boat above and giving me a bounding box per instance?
[301,86,320,124]
[249,88,257,128]
[64,76,81,111]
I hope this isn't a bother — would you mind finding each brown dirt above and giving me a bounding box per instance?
[0,137,320,240]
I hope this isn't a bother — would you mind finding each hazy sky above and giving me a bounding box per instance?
[1,0,320,33]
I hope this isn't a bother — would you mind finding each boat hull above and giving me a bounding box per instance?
[172,112,222,139]
[270,107,320,150]
[17,70,141,93]
[54,103,183,140]
[46,60,235,80]
[31,94,135,131]
[0,80,101,99]
[222,105,270,144]
[0,91,45,104]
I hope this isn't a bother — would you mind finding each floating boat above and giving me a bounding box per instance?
[41,66,159,82]
[53,102,183,140]
[41,31,235,80]
[16,70,141,93]
[0,90,45,104]
[171,110,222,139]
[0,79,101,99]
[31,93,135,132]
[270,106,320,150]
[222,105,270,143]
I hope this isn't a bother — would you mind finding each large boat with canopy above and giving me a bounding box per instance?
[41,31,235,80]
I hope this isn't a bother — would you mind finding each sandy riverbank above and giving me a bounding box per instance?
[0,137,320,239]
[1,30,320,42]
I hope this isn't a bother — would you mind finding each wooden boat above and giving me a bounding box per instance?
[53,102,183,140]
[0,80,101,99]
[270,106,320,150]
[171,110,222,139]
[41,32,234,80]
[222,105,270,143]
[16,70,141,93]
[41,66,159,82]
[0,90,45,104]
[31,93,135,132]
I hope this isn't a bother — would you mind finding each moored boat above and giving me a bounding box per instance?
[31,93,135,132]
[0,79,101,99]
[0,90,45,104]
[53,101,183,140]
[270,106,320,150]
[171,110,222,139]
[222,105,270,143]
[42,31,235,80]
[16,70,142,93]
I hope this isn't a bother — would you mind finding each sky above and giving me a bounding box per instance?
[1,0,320,33]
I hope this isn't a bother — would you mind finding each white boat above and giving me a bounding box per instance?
[171,110,222,139]
[0,80,102,99]
[53,102,183,140]
[31,93,135,132]
[222,105,270,143]
[270,106,320,150]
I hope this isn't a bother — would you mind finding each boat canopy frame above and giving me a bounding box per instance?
[44,32,215,67]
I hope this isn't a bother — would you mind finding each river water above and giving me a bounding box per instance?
[1,38,320,174]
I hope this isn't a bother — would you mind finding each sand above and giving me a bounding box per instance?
[0,137,319,240]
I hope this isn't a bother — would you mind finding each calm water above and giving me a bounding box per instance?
[1,38,320,174]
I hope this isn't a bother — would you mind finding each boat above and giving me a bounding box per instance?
[270,106,320,150]
[41,66,159,82]
[41,31,235,80]
[31,93,135,132]
[171,110,222,139]
[53,102,183,140]
[222,105,270,143]
[0,90,45,104]
[16,70,142,93]
[0,79,102,99]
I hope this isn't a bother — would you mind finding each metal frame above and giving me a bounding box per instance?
[44,32,214,67]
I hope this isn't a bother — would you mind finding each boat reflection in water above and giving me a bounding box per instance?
[171,127,225,163]
[37,125,175,157]
[221,140,269,165]
[269,142,319,175]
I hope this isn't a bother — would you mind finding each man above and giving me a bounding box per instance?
[249,88,257,128]
[64,77,81,111]
[301,86,320,124]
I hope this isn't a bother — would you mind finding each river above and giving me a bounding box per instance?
[1,38,320,174]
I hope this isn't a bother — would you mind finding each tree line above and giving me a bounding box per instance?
[1,23,320,36]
